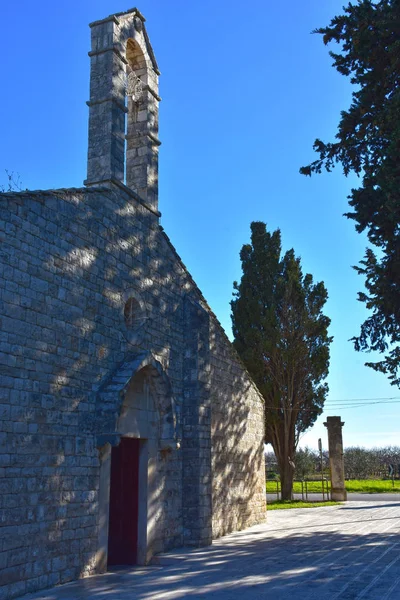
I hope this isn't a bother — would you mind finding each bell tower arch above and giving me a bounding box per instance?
[85,8,161,213]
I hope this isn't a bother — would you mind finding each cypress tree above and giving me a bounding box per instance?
[231,222,332,500]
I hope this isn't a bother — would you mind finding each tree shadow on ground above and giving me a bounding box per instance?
[340,502,400,510]
[22,504,400,600]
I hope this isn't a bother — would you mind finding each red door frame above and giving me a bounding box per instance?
[107,438,140,566]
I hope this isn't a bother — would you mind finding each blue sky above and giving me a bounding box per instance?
[1,0,398,450]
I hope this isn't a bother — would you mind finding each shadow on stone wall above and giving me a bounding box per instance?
[1,181,265,598]
[1,184,188,598]
[210,324,265,538]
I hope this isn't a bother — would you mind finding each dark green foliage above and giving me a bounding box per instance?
[231,222,332,499]
[266,447,328,479]
[344,447,379,479]
[268,445,400,484]
[295,447,319,479]
[300,0,400,385]
[344,445,400,478]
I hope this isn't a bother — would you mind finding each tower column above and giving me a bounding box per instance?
[324,416,347,501]
[125,32,161,212]
[85,14,127,186]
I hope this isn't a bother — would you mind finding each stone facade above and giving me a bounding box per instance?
[0,9,266,600]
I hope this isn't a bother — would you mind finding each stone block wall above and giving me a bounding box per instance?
[210,319,266,538]
[182,296,212,546]
[0,182,265,599]
[0,184,180,599]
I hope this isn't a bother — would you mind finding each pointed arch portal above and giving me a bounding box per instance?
[95,353,178,570]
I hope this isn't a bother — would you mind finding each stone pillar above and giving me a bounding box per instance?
[324,416,347,501]
[182,296,212,546]
[85,14,127,186]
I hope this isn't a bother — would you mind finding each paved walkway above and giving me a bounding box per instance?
[266,492,400,502]
[23,500,400,600]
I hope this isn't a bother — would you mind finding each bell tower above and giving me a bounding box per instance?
[85,8,161,213]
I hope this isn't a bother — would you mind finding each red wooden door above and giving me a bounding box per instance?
[108,437,140,565]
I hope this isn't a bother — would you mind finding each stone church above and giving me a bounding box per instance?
[0,8,266,599]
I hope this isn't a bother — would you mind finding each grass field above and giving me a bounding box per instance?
[266,479,400,494]
[267,500,341,510]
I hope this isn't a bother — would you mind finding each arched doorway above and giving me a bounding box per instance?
[96,354,177,571]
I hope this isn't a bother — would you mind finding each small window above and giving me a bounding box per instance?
[121,290,147,345]
[124,297,141,329]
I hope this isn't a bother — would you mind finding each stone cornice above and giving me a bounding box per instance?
[89,14,120,28]
[86,96,128,114]
[125,131,161,146]
[114,7,146,21]
[144,85,161,102]
[88,45,128,65]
